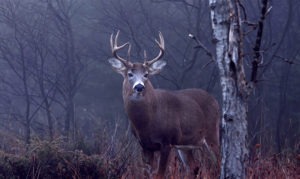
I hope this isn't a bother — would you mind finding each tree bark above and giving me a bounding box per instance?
[209,0,248,178]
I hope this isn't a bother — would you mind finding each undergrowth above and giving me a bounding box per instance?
[0,138,127,179]
[0,139,298,179]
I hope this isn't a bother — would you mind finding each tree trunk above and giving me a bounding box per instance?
[38,61,54,141]
[45,100,54,141]
[209,0,248,178]
[64,96,75,141]
[20,43,31,145]
[276,64,291,154]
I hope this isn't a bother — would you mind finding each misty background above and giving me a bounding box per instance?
[0,0,298,157]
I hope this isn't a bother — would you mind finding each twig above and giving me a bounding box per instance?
[171,141,217,164]
[188,33,215,61]
[274,55,300,65]
[172,144,202,150]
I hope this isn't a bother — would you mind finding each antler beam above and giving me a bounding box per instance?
[146,32,165,65]
[110,30,130,64]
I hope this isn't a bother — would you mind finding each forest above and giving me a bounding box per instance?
[0,0,299,178]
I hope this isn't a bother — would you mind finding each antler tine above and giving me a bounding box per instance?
[127,44,131,59]
[144,50,147,60]
[147,31,165,65]
[110,30,129,64]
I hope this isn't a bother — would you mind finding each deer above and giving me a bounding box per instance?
[108,31,220,179]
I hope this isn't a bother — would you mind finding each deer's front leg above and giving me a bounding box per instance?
[154,145,171,179]
[141,148,155,178]
[142,149,155,168]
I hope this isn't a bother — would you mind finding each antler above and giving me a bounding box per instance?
[145,32,165,65]
[110,30,130,64]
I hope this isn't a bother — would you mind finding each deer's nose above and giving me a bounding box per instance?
[134,84,145,92]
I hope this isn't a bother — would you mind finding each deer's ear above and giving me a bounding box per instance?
[148,60,166,75]
[108,58,126,75]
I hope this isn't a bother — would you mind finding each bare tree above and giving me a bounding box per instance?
[46,0,85,141]
[0,0,87,143]
[209,0,270,177]
[0,0,40,144]
[26,4,58,141]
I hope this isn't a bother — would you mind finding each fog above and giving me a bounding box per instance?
[0,0,298,157]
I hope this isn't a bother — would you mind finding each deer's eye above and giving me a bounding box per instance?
[128,72,133,77]
[144,74,148,78]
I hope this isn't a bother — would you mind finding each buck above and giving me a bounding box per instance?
[108,31,220,178]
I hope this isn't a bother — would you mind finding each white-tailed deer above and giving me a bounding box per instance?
[108,31,220,179]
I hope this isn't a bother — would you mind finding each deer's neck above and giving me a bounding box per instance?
[123,82,156,131]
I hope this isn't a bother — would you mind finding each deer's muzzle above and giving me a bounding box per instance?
[134,83,145,92]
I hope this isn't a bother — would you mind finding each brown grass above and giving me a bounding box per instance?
[0,137,298,178]
[121,147,299,179]
[0,138,128,178]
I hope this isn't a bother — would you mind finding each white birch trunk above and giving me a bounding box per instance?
[209,0,248,178]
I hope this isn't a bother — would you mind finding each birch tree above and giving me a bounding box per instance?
[209,0,269,178]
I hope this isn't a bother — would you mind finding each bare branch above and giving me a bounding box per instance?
[274,55,300,65]
[251,0,270,83]
[189,33,215,61]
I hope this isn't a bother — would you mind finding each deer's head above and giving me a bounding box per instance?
[108,31,166,99]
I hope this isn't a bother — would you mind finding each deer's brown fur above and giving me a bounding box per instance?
[109,31,220,179]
